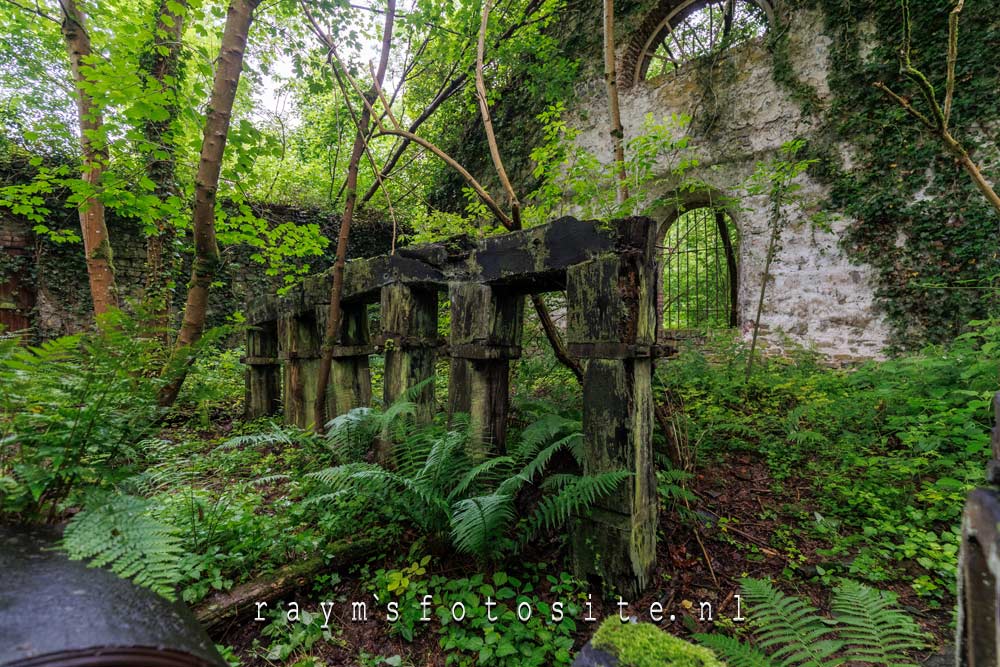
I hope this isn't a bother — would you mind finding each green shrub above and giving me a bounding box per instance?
[659,320,999,598]
[0,313,162,521]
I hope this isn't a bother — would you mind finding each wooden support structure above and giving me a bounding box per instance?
[279,310,322,429]
[566,218,659,599]
[244,320,280,419]
[319,302,373,422]
[244,216,662,596]
[380,283,438,423]
[448,282,524,459]
[958,392,1000,667]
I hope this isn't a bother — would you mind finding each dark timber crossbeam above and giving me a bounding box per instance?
[245,217,626,325]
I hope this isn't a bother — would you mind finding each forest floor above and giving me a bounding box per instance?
[202,428,954,666]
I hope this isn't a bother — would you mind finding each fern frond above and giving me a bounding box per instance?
[350,469,450,519]
[450,493,516,557]
[218,424,294,450]
[514,413,580,460]
[325,407,380,461]
[447,456,515,502]
[252,474,291,487]
[693,633,778,667]
[831,580,928,666]
[307,462,382,491]
[419,430,467,490]
[517,434,580,485]
[62,494,183,600]
[740,578,843,667]
[520,471,631,541]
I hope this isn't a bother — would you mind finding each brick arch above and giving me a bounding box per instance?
[620,0,775,90]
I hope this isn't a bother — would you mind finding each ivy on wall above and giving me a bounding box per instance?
[771,0,999,348]
[0,147,396,338]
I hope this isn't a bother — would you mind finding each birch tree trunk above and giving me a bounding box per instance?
[142,0,188,339]
[603,0,628,206]
[158,0,261,407]
[59,0,118,316]
[313,0,396,434]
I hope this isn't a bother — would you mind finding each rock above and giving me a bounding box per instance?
[573,618,723,667]
[921,644,955,667]
[572,641,620,667]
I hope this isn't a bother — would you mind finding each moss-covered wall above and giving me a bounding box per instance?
[0,202,395,340]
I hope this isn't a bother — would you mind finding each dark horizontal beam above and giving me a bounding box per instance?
[246,216,655,324]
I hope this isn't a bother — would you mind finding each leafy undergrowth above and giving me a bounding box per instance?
[4,318,996,665]
[660,320,998,605]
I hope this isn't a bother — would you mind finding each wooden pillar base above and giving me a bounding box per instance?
[279,311,321,429]
[318,303,373,422]
[245,320,280,419]
[448,283,523,459]
[379,284,439,461]
[566,218,658,597]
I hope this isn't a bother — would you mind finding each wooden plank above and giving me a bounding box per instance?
[246,217,658,324]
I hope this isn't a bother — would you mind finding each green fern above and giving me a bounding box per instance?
[831,580,927,667]
[62,493,183,600]
[450,492,517,554]
[520,470,633,539]
[305,409,624,559]
[741,577,842,667]
[687,633,776,667]
[695,578,929,667]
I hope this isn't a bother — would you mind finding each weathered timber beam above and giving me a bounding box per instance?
[247,217,657,324]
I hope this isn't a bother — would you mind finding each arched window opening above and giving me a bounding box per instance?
[661,206,739,331]
[637,0,769,83]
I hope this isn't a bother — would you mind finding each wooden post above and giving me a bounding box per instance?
[379,284,438,459]
[278,310,322,429]
[244,320,281,419]
[448,282,523,459]
[566,218,658,599]
[319,302,373,422]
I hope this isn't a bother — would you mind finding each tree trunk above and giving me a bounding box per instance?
[59,0,118,317]
[158,0,261,407]
[313,0,396,434]
[603,0,629,206]
[142,0,188,341]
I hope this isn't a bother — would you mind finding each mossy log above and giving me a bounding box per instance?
[192,536,379,633]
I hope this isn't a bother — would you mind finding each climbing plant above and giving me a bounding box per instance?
[768,0,999,348]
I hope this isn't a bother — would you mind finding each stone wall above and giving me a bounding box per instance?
[567,5,890,359]
[0,206,395,340]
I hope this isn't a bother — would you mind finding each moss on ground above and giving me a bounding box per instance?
[591,618,724,667]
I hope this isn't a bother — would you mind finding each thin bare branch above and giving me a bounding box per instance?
[476,0,521,227]
[943,0,964,128]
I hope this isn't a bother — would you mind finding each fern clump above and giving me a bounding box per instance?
[695,578,929,667]
[306,405,630,558]
[62,493,184,600]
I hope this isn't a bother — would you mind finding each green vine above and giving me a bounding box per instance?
[774,0,999,348]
